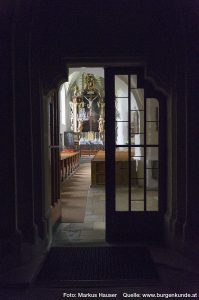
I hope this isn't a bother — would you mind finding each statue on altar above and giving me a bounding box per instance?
[77,119,83,133]
[98,115,105,134]
[84,73,96,92]
[97,97,105,117]
[73,84,80,96]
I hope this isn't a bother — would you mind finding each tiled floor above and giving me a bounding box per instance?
[52,185,106,246]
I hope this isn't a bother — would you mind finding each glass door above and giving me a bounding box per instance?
[105,67,166,242]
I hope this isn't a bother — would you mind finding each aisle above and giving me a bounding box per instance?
[61,162,91,223]
[52,158,106,246]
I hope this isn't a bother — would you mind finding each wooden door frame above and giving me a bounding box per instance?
[49,90,60,211]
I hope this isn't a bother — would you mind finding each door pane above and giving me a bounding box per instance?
[131,147,144,208]
[116,122,129,145]
[132,155,144,178]
[131,88,144,110]
[131,110,144,132]
[131,178,144,211]
[131,158,137,183]
[146,98,159,121]
[146,98,159,144]
[115,147,129,211]
[131,146,144,160]
[146,122,159,145]
[115,98,128,121]
[146,147,158,167]
[130,75,137,88]
[146,167,158,190]
[131,105,144,148]
[146,145,158,211]
[115,75,128,97]
[132,134,144,145]
[146,191,158,211]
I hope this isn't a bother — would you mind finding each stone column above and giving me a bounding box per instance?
[168,4,187,243]
[171,63,187,240]
[30,40,47,240]
[14,4,38,243]
[0,4,22,271]
[183,21,199,252]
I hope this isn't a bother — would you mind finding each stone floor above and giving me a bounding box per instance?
[52,185,106,246]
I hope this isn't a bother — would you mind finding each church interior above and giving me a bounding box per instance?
[0,0,199,298]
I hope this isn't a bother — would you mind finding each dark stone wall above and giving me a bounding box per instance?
[35,0,176,87]
[0,0,198,267]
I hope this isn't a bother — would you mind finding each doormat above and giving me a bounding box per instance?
[35,247,159,287]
